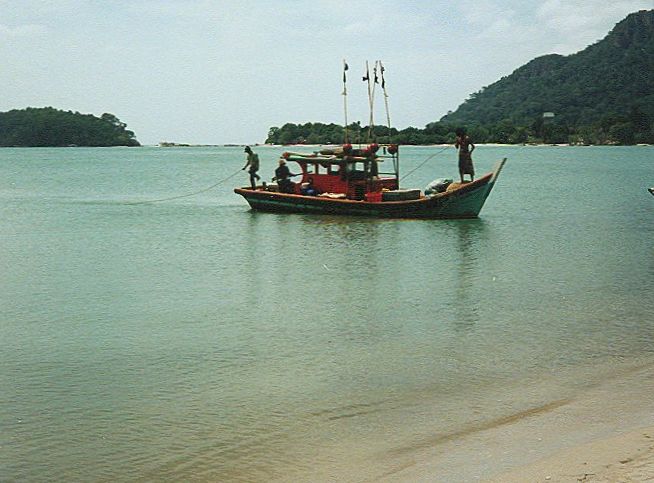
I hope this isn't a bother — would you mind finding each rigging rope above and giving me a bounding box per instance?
[400,145,451,182]
[125,168,242,205]
[401,143,525,183]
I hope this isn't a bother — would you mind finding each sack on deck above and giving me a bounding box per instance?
[425,178,453,196]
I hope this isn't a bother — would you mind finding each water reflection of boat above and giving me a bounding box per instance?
[234,147,506,219]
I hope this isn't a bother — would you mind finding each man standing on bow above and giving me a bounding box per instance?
[455,128,475,183]
[242,146,261,189]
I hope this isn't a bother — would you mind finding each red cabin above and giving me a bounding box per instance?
[279,144,399,200]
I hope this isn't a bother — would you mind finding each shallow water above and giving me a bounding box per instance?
[1,145,653,481]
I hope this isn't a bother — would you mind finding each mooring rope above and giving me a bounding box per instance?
[126,168,243,205]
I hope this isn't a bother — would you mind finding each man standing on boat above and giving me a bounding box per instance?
[455,128,475,183]
[242,146,261,189]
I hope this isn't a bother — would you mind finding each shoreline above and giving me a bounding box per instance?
[380,360,654,482]
[1,143,651,149]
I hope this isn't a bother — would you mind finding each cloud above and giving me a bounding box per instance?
[455,0,652,58]
[537,0,651,29]
[0,23,47,39]
[460,0,518,28]
[0,0,84,18]
[535,0,653,53]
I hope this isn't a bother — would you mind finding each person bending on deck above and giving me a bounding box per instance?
[273,159,297,194]
[455,127,475,183]
[242,146,261,189]
[301,177,320,196]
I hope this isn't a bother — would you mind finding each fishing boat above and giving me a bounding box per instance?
[234,145,506,219]
[235,60,506,219]
[649,187,654,196]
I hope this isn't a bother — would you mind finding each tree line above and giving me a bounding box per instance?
[0,107,140,147]
[265,108,654,146]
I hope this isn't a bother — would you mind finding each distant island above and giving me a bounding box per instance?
[267,10,654,146]
[0,107,140,147]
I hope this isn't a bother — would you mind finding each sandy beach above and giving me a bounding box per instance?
[380,361,654,482]
[489,426,654,482]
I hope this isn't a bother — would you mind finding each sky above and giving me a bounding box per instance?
[1,0,652,145]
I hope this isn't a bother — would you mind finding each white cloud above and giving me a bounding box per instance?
[537,0,653,53]
[0,0,84,17]
[0,23,47,38]
[460,0,518,27]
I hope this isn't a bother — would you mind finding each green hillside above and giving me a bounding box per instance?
[0,107,140,147]
[440,9,654,143]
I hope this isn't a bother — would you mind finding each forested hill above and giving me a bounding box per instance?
[0,107,140,147]
[440,9,654,129]
[267,10,654,146]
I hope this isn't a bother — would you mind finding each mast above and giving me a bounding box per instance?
[379,61,399,182]
[363,61,375,143]
[342,59,349,144]
[369,61,379,142]
[380,61,391,144]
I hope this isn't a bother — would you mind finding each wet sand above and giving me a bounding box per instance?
[380,361,654,482]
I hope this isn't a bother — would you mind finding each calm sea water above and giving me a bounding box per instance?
[1,145,653,481]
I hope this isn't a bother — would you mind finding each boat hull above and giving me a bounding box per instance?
[235,159,506,219]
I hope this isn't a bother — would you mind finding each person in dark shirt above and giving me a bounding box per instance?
[274,159,297,193]
[242,146,261,189]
